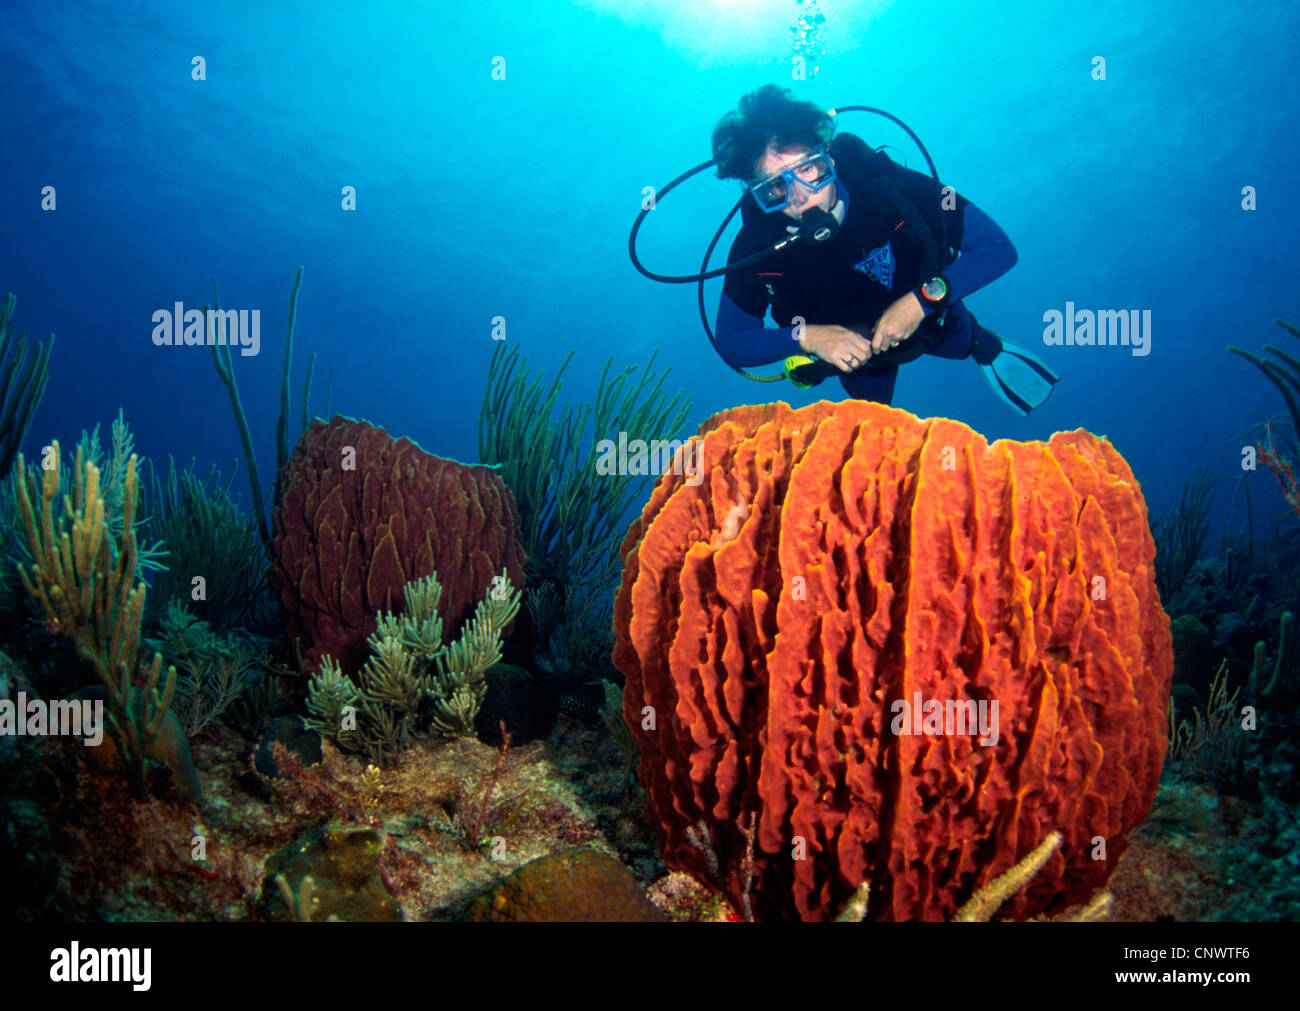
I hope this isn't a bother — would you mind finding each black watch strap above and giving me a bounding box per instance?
[918,275,949,307]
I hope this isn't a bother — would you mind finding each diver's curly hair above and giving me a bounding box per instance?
[712,85,835,181]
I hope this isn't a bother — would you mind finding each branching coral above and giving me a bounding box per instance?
[207,266,316,546]
[146,602,261,736]
[306,570,521,762]
[1251,609,1295,702]
[1152,467,1217,604]
[145,456,275,633]
[1168,660,1245,790]
[275,873,321,922]
[1,413,163,660]
[952,831,1067,922]
[13,441,177,799]
[1230,318,1300,520]
[478,343,690,668]
[1257,421,1300,517]
[834,832,1114,922]
[59,411,167,577]
[452,722,542,851]
[0,293,54,482]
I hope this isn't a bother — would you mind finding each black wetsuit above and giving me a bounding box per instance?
[714,132,1017,403]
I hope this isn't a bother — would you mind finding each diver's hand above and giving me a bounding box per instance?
[870,294,925,354]
[798,324,874,372]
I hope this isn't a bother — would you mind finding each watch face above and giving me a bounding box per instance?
[923,277,947,301]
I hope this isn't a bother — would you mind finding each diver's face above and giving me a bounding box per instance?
[753,143,837,221]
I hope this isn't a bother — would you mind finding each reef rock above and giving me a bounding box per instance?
[262,823,400,921]
[459,847,665,921]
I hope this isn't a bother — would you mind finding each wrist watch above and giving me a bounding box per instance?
[917,275,949,308]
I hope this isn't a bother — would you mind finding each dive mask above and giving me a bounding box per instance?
[749,150,837,213]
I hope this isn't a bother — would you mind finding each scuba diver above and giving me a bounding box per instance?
[698,85,1059,414]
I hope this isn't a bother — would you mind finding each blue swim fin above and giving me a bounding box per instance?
[970,321,1059,416]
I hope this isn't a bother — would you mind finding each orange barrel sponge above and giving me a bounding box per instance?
[271,416,526,675]
[614,400,1172,921]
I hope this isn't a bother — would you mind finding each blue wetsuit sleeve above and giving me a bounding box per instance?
[918,202,1017,315]
[714,294,798,368]
[714,227,801,368]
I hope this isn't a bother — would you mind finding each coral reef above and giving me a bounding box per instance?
[451,723,542,850]
[0,293,54,482]
[144,457,276,634]
[1253,609,1295,702]
[1168,661,1246,792]
[834,831,1113,922]
[76,684,202,804]
[271,416,525,674]
[1129,776,1300,921]
[254,718,321,777]
[261,823,401,921]
[599,680,638,792]
[615,400,1172,921]
[14,440,181,800]
[1170,613,1215,692]
[1152,467,1216,604]
[305,571,521,761]
[1230,318,1300,519]
[146,602,262,737]
[1162,549,1275,697]
[479,343,690,685]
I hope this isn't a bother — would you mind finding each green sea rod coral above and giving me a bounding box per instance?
[0,293,54,482]
[479,343,690,682]
[306,570,520,761]
[1252,609,1295,702]
[207,266,317,545]
[1152,467,1216,604]
[144,456,275,633]
[0,412,163,661]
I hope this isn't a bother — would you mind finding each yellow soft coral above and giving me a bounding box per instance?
[14,440,176,799]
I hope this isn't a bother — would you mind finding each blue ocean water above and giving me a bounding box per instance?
[2,0,1297,535]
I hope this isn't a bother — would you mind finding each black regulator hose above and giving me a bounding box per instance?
[829,106,951,269]
[694,194,790,382]
[627,160,804,284]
